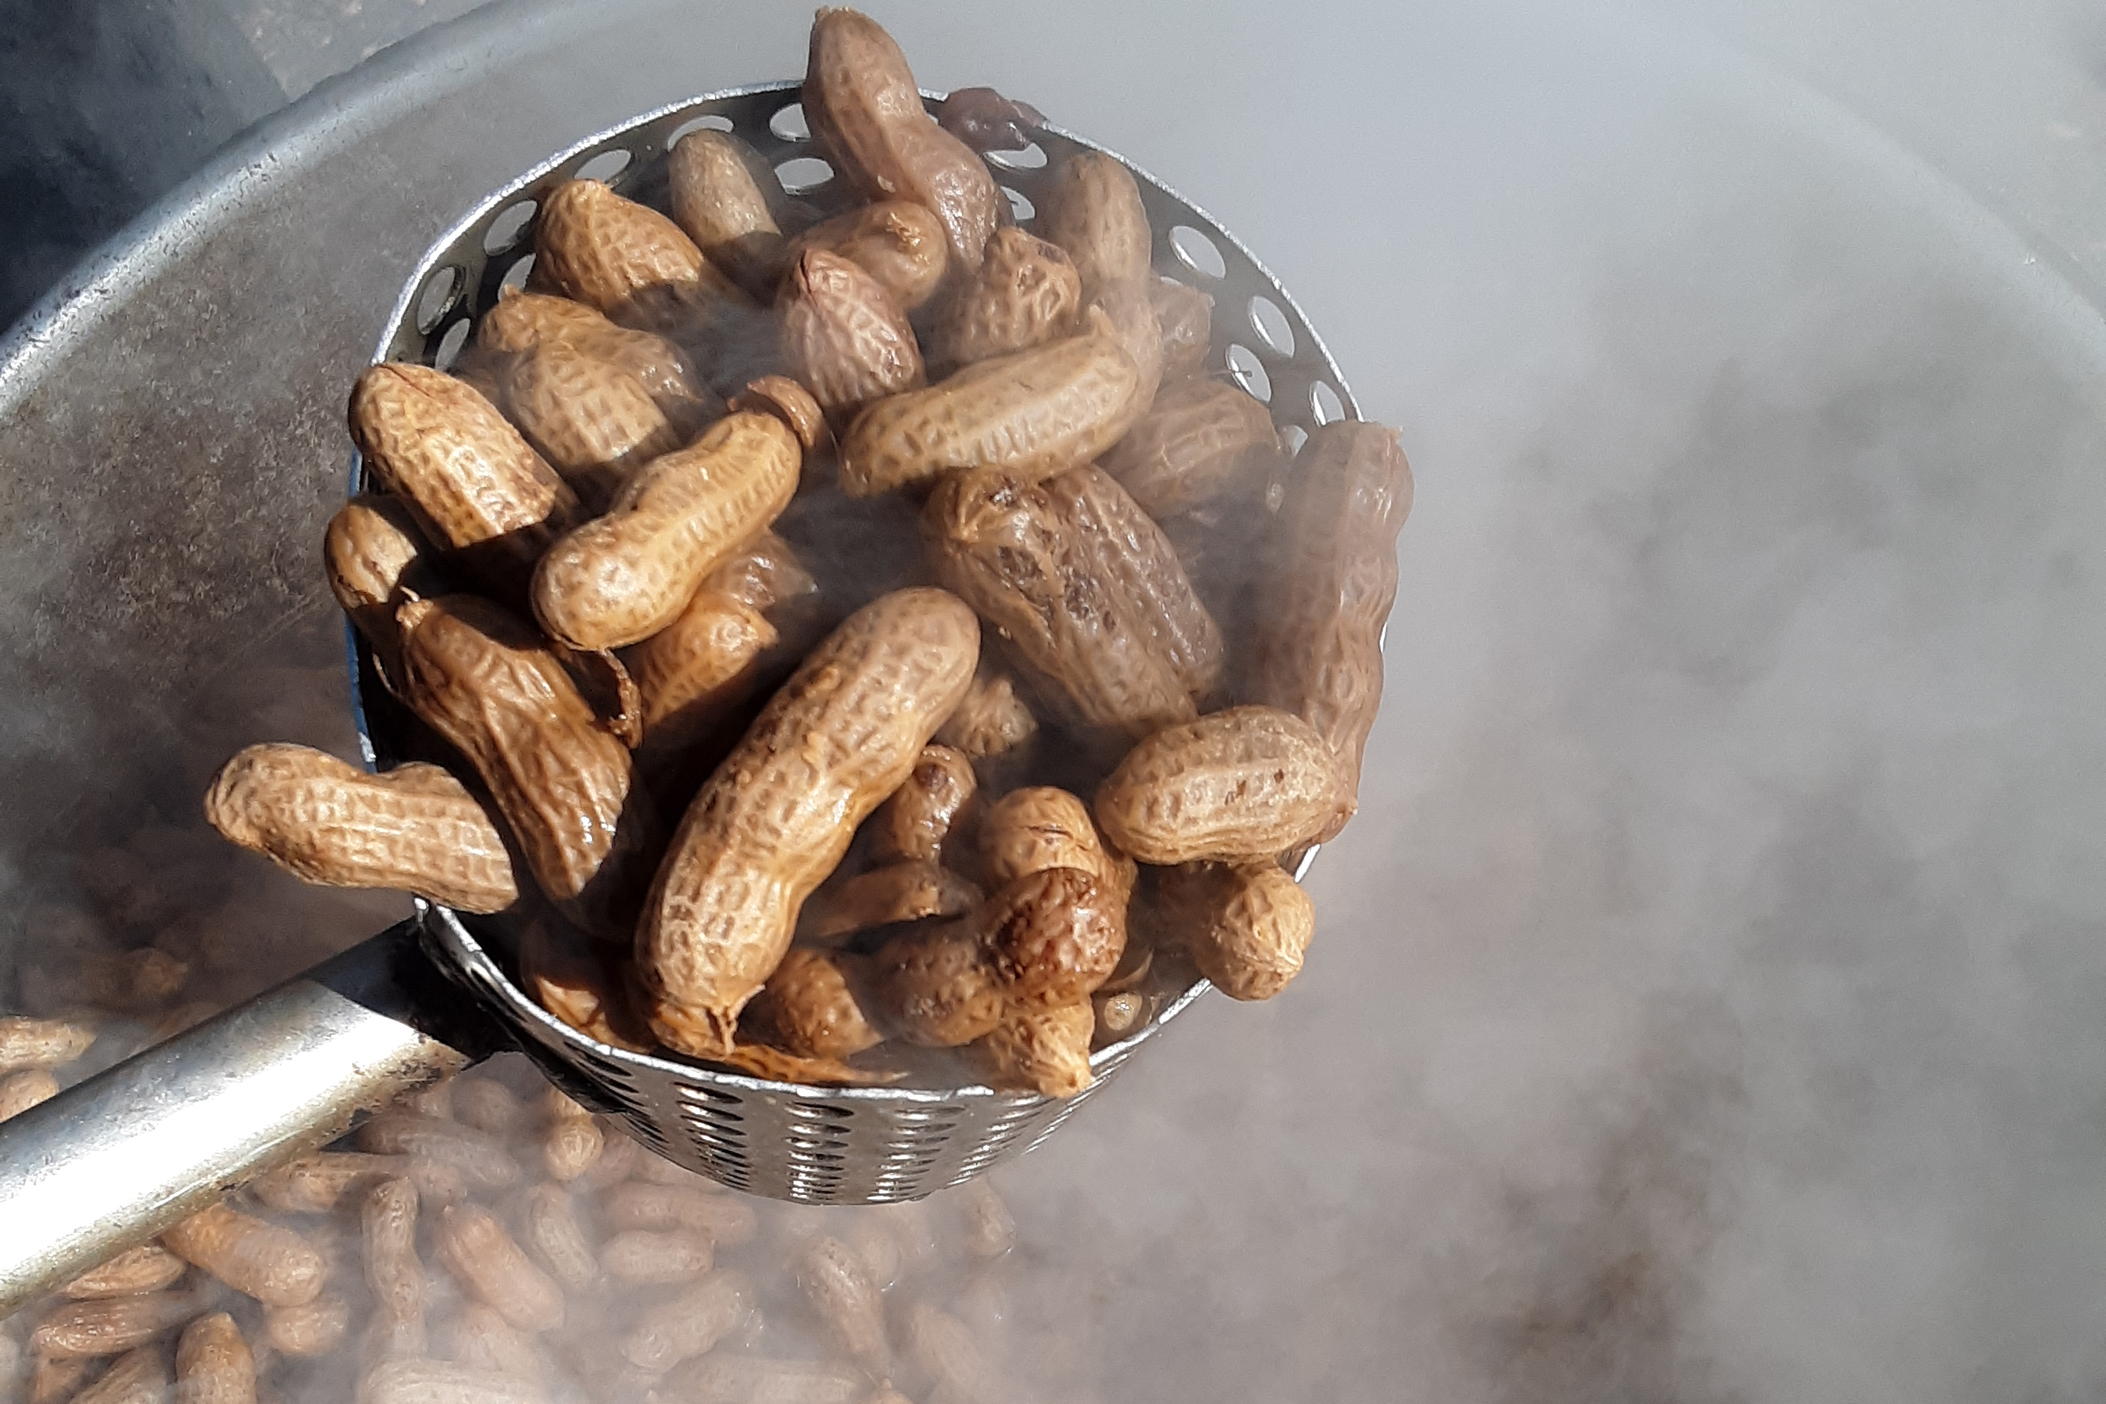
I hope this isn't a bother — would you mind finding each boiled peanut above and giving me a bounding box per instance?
[539,1086,604,1183]
[477,290,716,428]
[839,1215,904,1293]
[923,469,1192,739]
[78,947,188,1014]
[1087,279,1166,412]
[667,128,794,296]
[1162,860,1314,1000]
[1045,463,1224,703]
[937,84,1045,152]
[263,1294,351,1358]
[978,867,1126,1009]
[977,1002,1095,1097]
[0,1066,59,1120]
[357,1111,520,1191]
[476,288,608,355]
[781,249,925,427]
[1100,378,1278,518]
[434,1204,565,1334]
[620,1268,753,1372]
[873,743,977,866]
[1093,706,1352,863]
[397,595,658,933]
[439,1303,546,1384]
[931,227,1081,371]
[716,1039,903,1086]
[324,493,439,677]
[1039,150,1153,301]
[451,1078,527,1137]
[405,1078,454,1120]
[0,1015,95,1071]
[60,1245,186,1299]
[786,200,948,311]
[347,363,577,595]
[902,1303,1000,1404]
[599,1228,713,1284]
[530,411,802,651]
[742,947,884,1060]
[793,1234,889,1373]
[804,9,999,268]
[703,528,822,618]
[163,1204,323,1307]
[601,1182,759,1245]
[174,1312,255,1404]
[802,860,982,943]
[362,1177,426,1330]
[978,786,1134,902]
[33,1292,195,1357]
[30,1355,92,1404]
[838,307,1141,497]
[1251,419,1412,828]
[865,921,1003,1047]
[518,919,652,1052]
[502,339,682,507]
[934,662,1038,770]
[629,543,811,759]
[1091,988,1154,1046]
[669,1354,865,1404]
[70,1344,168,1404]
[204,743,520,914]
[1149,276,1213,377]
[639,588,979,1056]
[517,1184,599,1295]
[531,178,745,334]
[575,1125,647,1189]
[355,1357,547,1404]
[957,1179,1015,1260]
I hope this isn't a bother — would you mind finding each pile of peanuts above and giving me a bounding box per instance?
[3,1017,1085,1404]
[204,6,1411,1097]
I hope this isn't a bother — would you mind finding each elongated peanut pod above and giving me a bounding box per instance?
[670,1355,865,1404]
[977,1001,1095,1097]
[325,493,439,675]
[60,1245,186,1299]
[70,1344,168,1404]
[0,1066,60,1120]
[0,1015,94,1071]
[434,1204,565,1334]
[519,1184,601,1294]
[532,178,748,334]
[780,248,925,427]
[1251,420,1413,832]
[204,743,521,914]
[1094,706,1353,864]
[163,1203,324,1307]
[1163,860,1315,1000]
[1100,378,1278,518]
[667,128,794,296]
[932,226,1082,372]
[639,589,979,1056]
[348,363,577,595]
[175,1311,255,1404]
[838,308,1140,497]
[263,1294,351,1358]
[531,412,802,651]
[356,1111,520,1191]
[363,1175,427,1341]
[503,339,682,508]
[518,919,653,1052]
[599,1228,713,1285]
[793,1234,889,1373]
[33,1291,196,1358]
[1038,150,1154,300]
[600,1181,759,1245]
[540,1086,604,1183]
[804,9,998,268]
[355,1358,547,1404]
[741,947,885,1060]
[786,199,949,311]
[477,290,716,428]
[397,596,658,933]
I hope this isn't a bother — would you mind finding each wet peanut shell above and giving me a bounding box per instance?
[355,1110,520,1191]
[801,859,983,943]
[1100,377,1279,518]
[978,785,1134,900]
[477,290,716,428]
[0,1066,60,1120]
[741,946,885,1060]
[162,1204,324,1307]
[669,1354,865,1404]
[1166,860,1315,1000]
[355,1357,546,1404]
[69,1344,168,1404]
[324,493,440,677]
[793,1234,889,1373]
[786,199,949,311]
[434,1203,565,1334]
[780,248,926,427]
[1038,150,1154,300]
[667,128,794,297]
[174,1312,255,1404]
[0,1016,94,1072]
[865,920,1004,1047]
[934,660,1039,769]
[362,1176,426,1327]
[977,1001,1095,1097]
[518,918,653,1052]
[620,1268,753,1372]
[503,338,683,508]
[519,1184,600,1295]
[930,226,1082,371]
[873,742,978,865]
[977,866,1126,1009]
[58,1245,186,1300]
[531,177,747,335]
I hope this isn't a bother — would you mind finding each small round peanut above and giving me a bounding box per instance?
[162,1203,324,1307]
[1091,988,1154,1047]
[780,248,925,427]
[787,199,949,311]
[742,947,885,1061]
[977,1002,1095,1098]
[977,867,1126,1010]
[1165,861,1315,1000]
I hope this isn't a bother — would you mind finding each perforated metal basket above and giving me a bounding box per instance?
[365,81,1362,1203]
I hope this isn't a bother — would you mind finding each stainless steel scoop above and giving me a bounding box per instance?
[0,81,1360,1312]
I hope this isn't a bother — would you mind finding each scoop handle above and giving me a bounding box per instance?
[0,917,499,1314]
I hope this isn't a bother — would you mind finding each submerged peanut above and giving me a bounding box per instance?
[932,226,1082,370]
[362,1176,426,1330]
[0,1066,60,1121]
[532,177,746,334]
[667,127,794,296]
[670,1355,865,1404]
[263,1294,351,1358]
[440,1303,547,1384]
[599,1228,713,1284]
[60,1245,186,1300]
[786,200,949,311]
[639,589,980,1057]
[540,1086,604,1183]
[204,744,521,914]
[531,411,801,651]
[601,1182,759,1245]
[978,1002,1095,1097]
[355,1358,547,1404]
[33,1293,195,1358]
[1095,706,1353,864]
[435,1204,565,1334]
[0,1015,94,1071]
[163,1203,323,1307]
[793,1235,889,1373]
[518,1184,600,1295]
[503,339,682,507]
[781,248,925,427]
[620,1268,753,1373]
[357,1111,520,1191]
[175,1312,255,1404]
[1164,861,1315,1000]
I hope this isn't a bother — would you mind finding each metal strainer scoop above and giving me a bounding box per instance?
[0,82,1359,1312]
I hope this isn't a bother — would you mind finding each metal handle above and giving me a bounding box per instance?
[0,918,500,1314]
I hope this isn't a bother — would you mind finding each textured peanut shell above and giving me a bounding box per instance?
[398,595,657,932]
[531,411,801,651]
[175,1312,256,1404]
[520,1184,600,1294]
[621,1269,753,1372]
[977,1002,1095,1097]
[979,786,1134,900]
[838,307,1142,496]
[977,866,1126,1008]
[742,947,884,1059]
[601,1229,713,1285]
[801,859,982,942]
[478,290,715,428]
[923,469,1193,739]
[0,1016,93,1072]
[866,921,1004,1047]
[934,661,1038,766]
[667,128,793,296]
[541,1087,604,1182]
[355,1111,520,1192]
[70,1345,168,1404]
[1039,150,1154,299]
[519,919,653,1052]
[873,742,977,864]
[602,1182,759,1243]
[324,493,438,671]
[669,1355,864,1404]
[33,1292,196,1358]
[355,1358,546,1404]
[780,248,925,426]
[1150,277,1214,377]
[0,1067,60,1120]
[503,339,682,506]
[263,1294,351,1358]
[1101,377,1278,518]
[452,1079,526,1136]
[59,1246,185,1300]
[786,199,949,311]
[794,1235,889,1373]
[730,374,831,452]
[532,178,746,334]
[1045,464,1224,703]
[441,1304,548,1386]
[1251,420,1413,831]
[251,1152,409,1215]
[804,9,999,269]
[163,1204,324,1307]
[435,1204,565,1334]
[1168,860,1315,1000]
[639,588,980,1056]
[362,1177,426,1327]
[1094,705,1353,863]
[203,743,520,914]
[347,364,577,593]
[1090,279,1166,412]
[931,226,1082,370]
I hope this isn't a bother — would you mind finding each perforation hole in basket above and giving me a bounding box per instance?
[787,1102,852,1122]
[1226,343,1272,402]
[677,1083,739,1106]
[431,318,471,370]
[483,200,538,256]
[498,254,536,296]
[575,149,633,185]
[1280,423,1310,457]
[787,1147,848,1168]
[668,114,735,147]
[775,157,834,194]
[1170,225,1228,280]
[415,266,464,335]
[986,141,1047,171]
[681,1100,746,1126]
[1310,380,1345,425]
[769,102,810,143]
[1249,294,1295,356]
[1002,186,1035,222]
